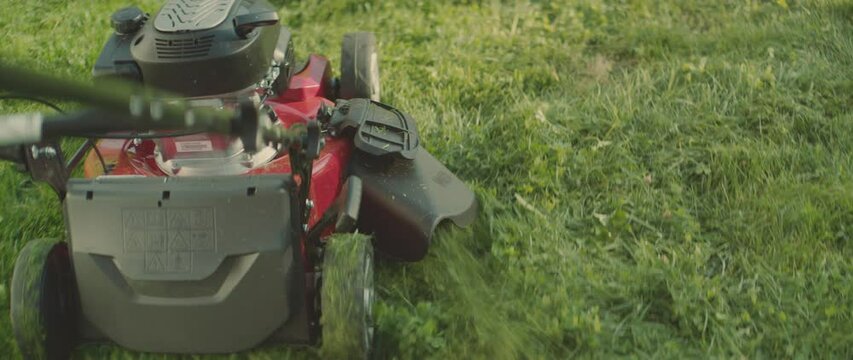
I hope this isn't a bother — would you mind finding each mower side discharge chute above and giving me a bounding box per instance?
[64,175,312,353]
[351,150,477,261]
[330,99,477,261]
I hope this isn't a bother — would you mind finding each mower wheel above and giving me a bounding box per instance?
[339,32,381,101]
[10,239,79,360]
[320,233,375,359]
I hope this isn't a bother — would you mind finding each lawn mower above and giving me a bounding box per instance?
[0,0,477,358]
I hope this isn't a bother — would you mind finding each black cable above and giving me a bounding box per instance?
[0,94,65,113]
[89,138,108,173]
[0,94,109,173]
[76,130,206,139]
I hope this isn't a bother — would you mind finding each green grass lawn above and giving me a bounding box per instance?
[1,0,851,358]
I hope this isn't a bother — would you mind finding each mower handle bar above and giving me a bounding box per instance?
[0,61,307,150]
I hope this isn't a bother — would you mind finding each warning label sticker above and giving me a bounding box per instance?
[123,207,216,273]
[145,252,192,273]
[175,140,214,152]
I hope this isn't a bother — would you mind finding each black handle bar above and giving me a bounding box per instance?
[0,61,308,151]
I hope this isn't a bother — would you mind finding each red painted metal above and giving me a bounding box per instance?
[83,54,351,230]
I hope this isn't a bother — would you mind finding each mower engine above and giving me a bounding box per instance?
[93,0,293,97]
[94,0,293,176]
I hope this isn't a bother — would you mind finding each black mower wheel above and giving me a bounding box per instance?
[10,239,79,360]
[320,233,375,359]
[339,32,381,101]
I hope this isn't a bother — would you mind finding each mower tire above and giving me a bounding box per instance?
[320,233,375,359]
[339,32,381,101]
[10,239,79,360]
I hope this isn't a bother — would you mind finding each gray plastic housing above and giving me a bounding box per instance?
[93,0,285,97]
[131,0,280,96]
[64,175,311,353]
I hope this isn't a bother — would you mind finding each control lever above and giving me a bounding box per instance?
[234,11,279,39]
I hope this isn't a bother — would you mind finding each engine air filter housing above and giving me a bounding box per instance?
[93,0,288,97]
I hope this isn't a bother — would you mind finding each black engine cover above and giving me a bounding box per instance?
[94,0,288,97]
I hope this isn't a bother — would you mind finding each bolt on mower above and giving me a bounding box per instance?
[0,0,477,358]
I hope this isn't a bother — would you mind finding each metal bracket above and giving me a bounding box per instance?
[25,141,69,198]
[305,175,362,241]
[287,120,322,241]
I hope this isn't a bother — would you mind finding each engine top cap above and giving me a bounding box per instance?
[111,6,146,34]
[154,0,238,33]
